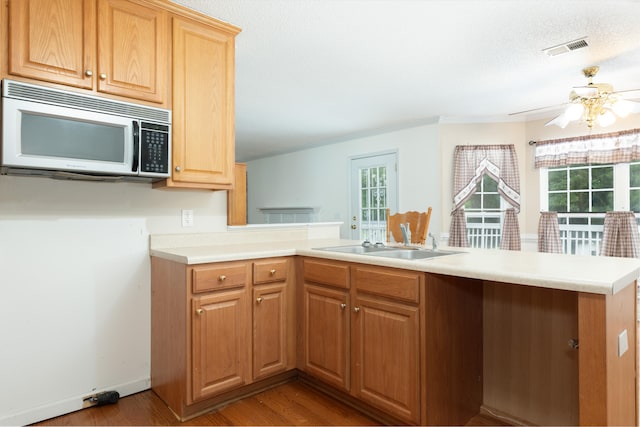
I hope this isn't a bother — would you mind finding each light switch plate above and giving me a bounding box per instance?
[618,329,629,357]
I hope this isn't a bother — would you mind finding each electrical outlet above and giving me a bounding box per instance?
[181,209,194,227]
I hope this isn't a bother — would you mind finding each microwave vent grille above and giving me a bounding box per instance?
[4,80,170,123]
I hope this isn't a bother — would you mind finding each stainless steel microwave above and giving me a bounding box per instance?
[1,79,171,182]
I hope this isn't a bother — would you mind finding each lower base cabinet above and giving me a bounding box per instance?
[151,256,293,420]
[301,258,424,424]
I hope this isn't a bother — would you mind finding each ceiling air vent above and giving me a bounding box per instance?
[543,37,589,57]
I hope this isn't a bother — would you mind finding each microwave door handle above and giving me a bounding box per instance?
[132,121,140,173]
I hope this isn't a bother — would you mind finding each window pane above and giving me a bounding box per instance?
[485,217,501,224]
[379,167,387,187]
[361,189,368,208]
[370,168,378,187]
[370,189,378,207]
[379,188,387,207]
[548,169,567,191]
[631,189,640,212]
[361,169,368,188]
[591,217,604,226]
[591,166,613,189]
[380,209,386,221]
[631,163,640,188]
[569,192,589,212]
[483,175,498,192]
[467,217,482,223]
[465,194,481,210]
[569,217,588,225]
[548,193,566,212]
[371,209,378,221]
[484,194,500,209]
[569,168,589,190]
[592,191,613,212]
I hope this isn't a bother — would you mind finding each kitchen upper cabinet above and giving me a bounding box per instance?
[8,0,169,105]
[163,16,239,189]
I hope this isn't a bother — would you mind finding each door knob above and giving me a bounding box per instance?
[340,303,347,310]
[256,297,263,304]
[85,70,93,77]
[353,307,360,313]
[196,308,203,315]
[351,224,357,230]
[99,73,107,80]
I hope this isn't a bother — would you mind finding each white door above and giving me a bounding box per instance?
[349,152,398,241]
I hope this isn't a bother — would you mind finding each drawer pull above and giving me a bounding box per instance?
[340,303,347,310]
[256,297,263,304]
[196,308,203,316]
[270,269,276,276]
[218,275,227,282]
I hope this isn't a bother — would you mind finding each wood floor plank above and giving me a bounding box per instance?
[33,380,381,426]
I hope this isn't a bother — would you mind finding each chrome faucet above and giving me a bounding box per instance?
[429,232,438,251]
[399,223,411,246]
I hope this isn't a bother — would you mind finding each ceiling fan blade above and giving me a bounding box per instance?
[545,113,570,128]
[509,103,566,116]
[572,86,599,97]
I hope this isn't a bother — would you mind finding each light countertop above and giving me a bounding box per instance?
[150,236,640,295]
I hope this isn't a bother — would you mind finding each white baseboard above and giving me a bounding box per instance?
[0,377,150,426]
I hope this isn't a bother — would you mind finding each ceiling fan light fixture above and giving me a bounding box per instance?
[565,103,584,120]
[597,110,616,127]
[612,99,633,118]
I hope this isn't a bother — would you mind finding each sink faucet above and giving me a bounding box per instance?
[399,223,411,246]
[429,232,438,251]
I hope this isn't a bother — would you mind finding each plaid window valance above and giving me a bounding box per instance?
[534,128,640,168]
[451,144,520,213]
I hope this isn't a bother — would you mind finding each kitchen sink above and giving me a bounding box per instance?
[313,244,461,260]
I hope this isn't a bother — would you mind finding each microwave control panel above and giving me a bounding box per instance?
[139,122,170,176]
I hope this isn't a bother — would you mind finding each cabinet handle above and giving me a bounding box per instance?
[269,269,276,276]
[196,308,203,316]
[340,303,347,310]
[218,275,226,282]
[353,307,360,313]
[85,70,93,77]
[99,73,107,80]
[256,297,263,304]
[568,339,579,349]
[175,166,181,172]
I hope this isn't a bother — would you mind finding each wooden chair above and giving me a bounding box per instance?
[386,207,433,245]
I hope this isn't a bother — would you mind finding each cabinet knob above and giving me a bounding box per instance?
[85,70,93,77]
[256,297,263,304]
[353,307,360,313]
[218,275,226,282]
[196,308,203,316]
[269,269,276,276]
[340,303,347,310]
[175,166,181,172]
[568,338,579,349]
[99,73,107,80]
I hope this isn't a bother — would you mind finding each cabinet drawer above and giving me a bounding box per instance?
[253,259,288,284]
[353,266,422,303]
[303,258,350,289]
[192,262,247,293]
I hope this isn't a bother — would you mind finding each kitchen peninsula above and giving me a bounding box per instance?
[150,224,639,426]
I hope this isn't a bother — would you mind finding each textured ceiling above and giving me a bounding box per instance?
[173,0,640,161]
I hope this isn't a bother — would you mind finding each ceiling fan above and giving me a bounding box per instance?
[514,66,640,129]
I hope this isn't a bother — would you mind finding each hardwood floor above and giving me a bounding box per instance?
[33,381,380,426]
[32,379,509,426]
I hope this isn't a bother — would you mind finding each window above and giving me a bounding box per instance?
[540,161,640,255]
[465,174,504,249]
[359,165,388,242]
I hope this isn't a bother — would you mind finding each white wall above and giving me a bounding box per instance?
[247,123,441,239]
[0,175,227,425]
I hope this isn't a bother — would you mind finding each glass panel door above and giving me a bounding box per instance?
[349,152,398,241]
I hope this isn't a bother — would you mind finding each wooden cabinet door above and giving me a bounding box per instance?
[8,0,95,88]
[253,283,287,379]
[303,284,350,391]
[352,294,420,424]
[97,0,168,103]
[191,288,250,402]
[170,16,236,187]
